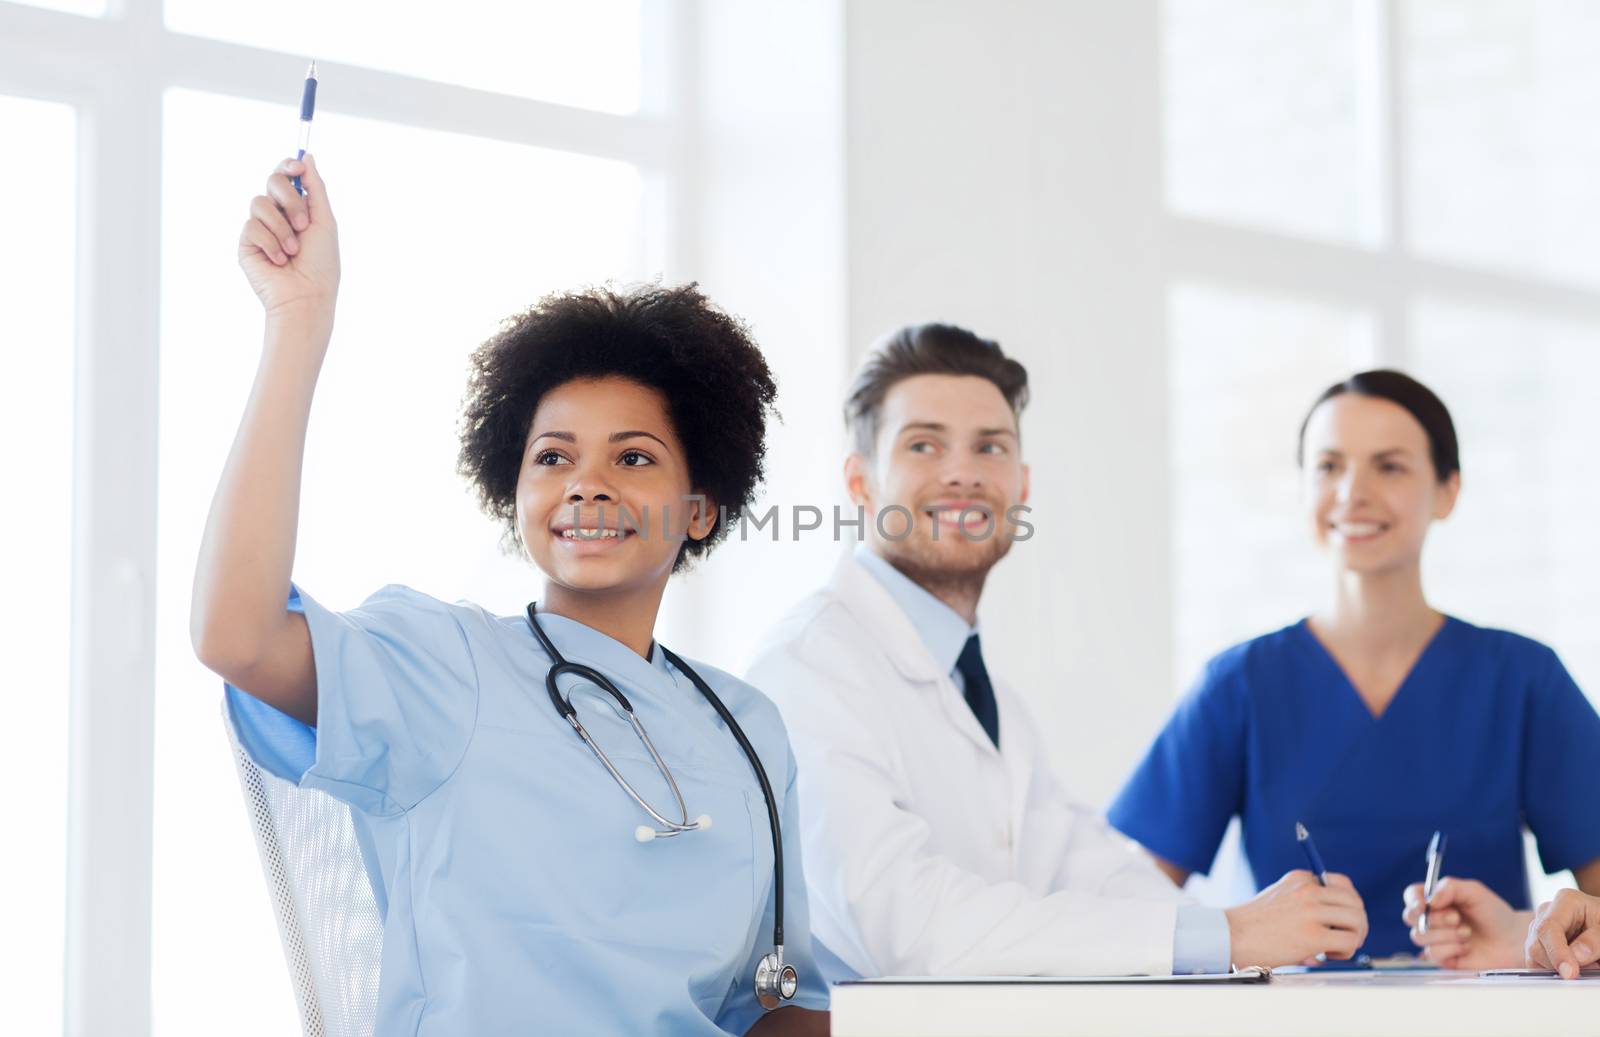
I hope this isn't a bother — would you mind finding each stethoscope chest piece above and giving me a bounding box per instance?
[754,947,799,1010]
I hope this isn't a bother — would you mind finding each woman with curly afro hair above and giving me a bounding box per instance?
[191,154,830,1036]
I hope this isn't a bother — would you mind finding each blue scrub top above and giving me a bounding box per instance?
[1108,616,1600,957]
[227,584,829,1035]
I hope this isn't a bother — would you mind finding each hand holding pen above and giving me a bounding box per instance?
[237,66,340,328]
[1404,874,1529,969]
[1223,824,1367,968]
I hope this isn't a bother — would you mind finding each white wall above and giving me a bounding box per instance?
[844,0,1173,806]
[666,4,1177,811]
[659,0,853,671]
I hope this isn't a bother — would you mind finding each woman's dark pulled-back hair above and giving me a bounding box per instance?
[844,323,1030,456]
[457,282,777,572]
[1297,368,1460,482]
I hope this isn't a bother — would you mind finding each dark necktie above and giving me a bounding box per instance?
[955,634,1000,749]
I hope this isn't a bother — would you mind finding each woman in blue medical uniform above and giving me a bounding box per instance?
[191,155,829,1035]
[1108,369,1600,964]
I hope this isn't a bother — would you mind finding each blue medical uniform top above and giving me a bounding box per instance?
[1108,616,1600,956]
[226,584,829,1036]
[854,546,1232,973]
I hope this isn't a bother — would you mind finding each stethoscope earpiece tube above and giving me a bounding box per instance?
[526,604,797,1008]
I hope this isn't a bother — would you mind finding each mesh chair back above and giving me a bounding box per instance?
[224,708,384,1037]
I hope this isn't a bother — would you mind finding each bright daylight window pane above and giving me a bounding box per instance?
[0,94,75,1037]
[1409,299,1600,704]
[155,89,645,1035]
[1404,1,1600,286]
[1168,281,1377,691]
[1163,0,1386,246]
[164,0,642,114]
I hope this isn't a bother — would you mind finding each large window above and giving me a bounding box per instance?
[1167,281,1376,685]
[1164,0,1600,902]
[5,3,672,1031]
[0,93,76,1037]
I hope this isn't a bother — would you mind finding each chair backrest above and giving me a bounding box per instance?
[224,706,384,1037]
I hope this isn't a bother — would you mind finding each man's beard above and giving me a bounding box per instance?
[876,515,1015,603]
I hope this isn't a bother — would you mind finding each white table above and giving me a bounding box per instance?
[829,972,1600,1037]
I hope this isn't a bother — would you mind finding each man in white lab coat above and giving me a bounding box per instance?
[747,324,1369,979]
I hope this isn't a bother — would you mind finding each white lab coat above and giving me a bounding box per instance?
[747,551,1189,978]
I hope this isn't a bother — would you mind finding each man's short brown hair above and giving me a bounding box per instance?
[843,323,1030,456]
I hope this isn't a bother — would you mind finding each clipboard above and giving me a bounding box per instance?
[837,966,1272,986]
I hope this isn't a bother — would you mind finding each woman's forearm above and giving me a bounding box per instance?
[190,311,330,670]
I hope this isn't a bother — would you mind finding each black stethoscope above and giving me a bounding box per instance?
[525,603,799,1010]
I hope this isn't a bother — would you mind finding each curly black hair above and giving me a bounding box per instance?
[457,282,778,572]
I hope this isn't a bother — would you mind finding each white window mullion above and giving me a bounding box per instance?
[66,3,163,1033]
[1374,0,1409,369]
[155,33,672,168]
[638,0,693,277]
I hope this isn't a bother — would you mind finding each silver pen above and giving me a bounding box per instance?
[1419,830,1447,934]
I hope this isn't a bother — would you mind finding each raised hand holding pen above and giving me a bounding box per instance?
[238,152,340,329]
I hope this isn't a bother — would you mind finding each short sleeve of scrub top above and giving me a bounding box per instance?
[1520,644,1600,874]
[227,583,478,815]
[1105,647,1249,877]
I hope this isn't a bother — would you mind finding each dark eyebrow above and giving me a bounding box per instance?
[610,430,670,450]
[898,422,1017,437]
[1316,447,1414,460]
[529,430,670,450]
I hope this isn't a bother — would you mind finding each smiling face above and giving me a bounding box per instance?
[515,376,714,597]
[847,373,1030,585]
[1301,393,1460,576]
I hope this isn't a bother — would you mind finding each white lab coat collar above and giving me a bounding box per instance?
[826,550,948,686]
[825,551,1001,758]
